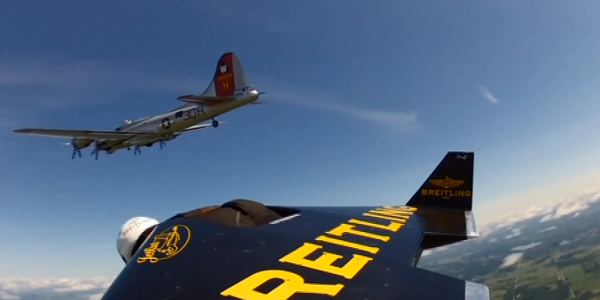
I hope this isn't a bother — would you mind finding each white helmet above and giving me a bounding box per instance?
[117,216,159,263]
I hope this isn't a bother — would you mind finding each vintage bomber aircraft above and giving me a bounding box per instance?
[12,52,264,160]
[100,151,490,300]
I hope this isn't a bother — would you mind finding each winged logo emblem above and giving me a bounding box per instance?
[429,176,465,189]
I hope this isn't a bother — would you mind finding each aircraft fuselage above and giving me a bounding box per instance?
[97,91,259,153]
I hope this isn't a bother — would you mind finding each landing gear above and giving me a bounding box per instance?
[212,119,219,128]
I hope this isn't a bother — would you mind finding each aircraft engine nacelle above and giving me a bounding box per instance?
[72,137,94,149]
[161,133,179,142]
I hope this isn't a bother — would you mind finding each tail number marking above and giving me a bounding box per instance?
[182,106,205,121]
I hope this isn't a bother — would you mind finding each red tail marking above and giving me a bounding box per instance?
[214,53,235,97]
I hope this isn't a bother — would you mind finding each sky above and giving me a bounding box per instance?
[2,0,600,297]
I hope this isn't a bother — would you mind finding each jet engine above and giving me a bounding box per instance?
[69,137,94,159]
[161,133,179,142]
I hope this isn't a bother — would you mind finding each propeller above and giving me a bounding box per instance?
[60,141,82,160]
[90,140,101,160]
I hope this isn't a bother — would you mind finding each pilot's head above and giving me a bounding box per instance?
[117,216,159,264]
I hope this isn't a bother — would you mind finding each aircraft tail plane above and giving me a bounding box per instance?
[406,151,474,210]
[205,52,252,97]
[178,52,261,104]
[403,151,477,266]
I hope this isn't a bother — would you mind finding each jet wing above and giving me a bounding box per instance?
[13,128,155,140]
[100,152,489,300]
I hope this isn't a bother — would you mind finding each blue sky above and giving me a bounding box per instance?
[2,0,600,278]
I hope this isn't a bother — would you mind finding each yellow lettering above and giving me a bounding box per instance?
[315,235,380,254]
[367,209,412,220]
[219,206,418,298]
[363,212,408,223]
[326,223,390,242]
[348,218,403,232]
[279,242,372,279]
[222,81,230,89]
[382,205,417,211]
[421,189,472,198]
[217,73,233,81]
[373,208,415,216]
[220,270,344,300]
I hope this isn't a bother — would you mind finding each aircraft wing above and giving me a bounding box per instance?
[100,152,490,300]
[177,94,234,104]
[13,128,155,140]
[179,122,226,133]
[177,94,264,105]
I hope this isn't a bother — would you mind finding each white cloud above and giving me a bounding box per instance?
[511,242,542,251]
[89,293,104,300]
[267,89,421,134]
[0,277,113,300]
[1,54,421,135]
[539,199,591,222]
[504,228,522,239]
[0,56,199,94]
[477,188,600,234]
[0,55,202,128]
[420,245,450,257]
[479,86,499,104]
[537,226,556,233]
[499,253,523,268]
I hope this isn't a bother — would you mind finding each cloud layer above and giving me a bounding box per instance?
[0,55,205,131]
[0,277,114,300]
[0,56,200,109]
[478,188,600,233]
[422,187,600,258]
[267,89,421,134]
[1,55,421,134]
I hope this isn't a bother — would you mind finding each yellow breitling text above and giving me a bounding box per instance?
[220,205,417,300]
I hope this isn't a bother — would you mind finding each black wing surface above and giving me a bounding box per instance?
[100,151,489,300]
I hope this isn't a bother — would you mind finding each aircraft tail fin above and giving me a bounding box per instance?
[404,151,477,266]
[200,52,253,98]
[405,151,474,211]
